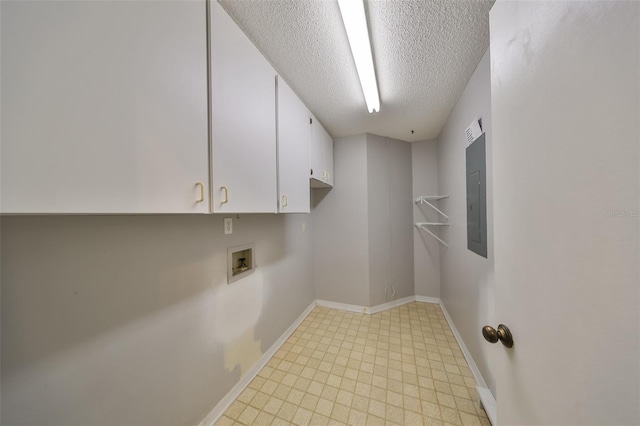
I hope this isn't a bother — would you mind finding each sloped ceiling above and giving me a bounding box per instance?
[219,0,495,142]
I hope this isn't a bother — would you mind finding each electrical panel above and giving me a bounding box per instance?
[466,134,487,258]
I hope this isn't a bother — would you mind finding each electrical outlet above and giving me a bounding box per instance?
[224,218,233,235]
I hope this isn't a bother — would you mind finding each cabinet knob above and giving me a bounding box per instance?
[195,182,204,203]
[282,195,288,208]
[220,186,229,204]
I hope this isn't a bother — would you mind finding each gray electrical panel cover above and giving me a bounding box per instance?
[466,134,487,258]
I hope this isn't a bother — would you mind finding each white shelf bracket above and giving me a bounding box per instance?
[415,223,449,247]
[414,196,449,221]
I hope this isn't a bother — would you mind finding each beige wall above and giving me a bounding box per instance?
[1,214,313,425]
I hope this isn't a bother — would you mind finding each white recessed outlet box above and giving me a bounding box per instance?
[224,217,233,235]
[227,243,254,284]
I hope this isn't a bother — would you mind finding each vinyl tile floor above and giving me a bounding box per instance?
[215,302,490,426]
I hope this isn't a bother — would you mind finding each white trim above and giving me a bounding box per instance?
[315,299,366,314]
[438,300,496,425]
[198,301,317,426]
[317,296,439,315]
[367,296,416,314]
[477,385,497,426]
[438,301,487,388]
[414,295,441,304]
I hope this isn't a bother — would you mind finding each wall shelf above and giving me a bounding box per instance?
[414,195,449,246]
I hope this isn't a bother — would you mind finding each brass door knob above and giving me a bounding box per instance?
[482,324,513,348]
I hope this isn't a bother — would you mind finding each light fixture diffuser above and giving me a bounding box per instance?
[337,0,380,113]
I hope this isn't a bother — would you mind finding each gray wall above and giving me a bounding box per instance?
[385,137,414,305]
[366,135,392,306]
[312,135,370,306]
[411,139,440,297]
[1,214,314,425]
[313,134,413,308]
[367,134,414,307]
[435,49,496,393]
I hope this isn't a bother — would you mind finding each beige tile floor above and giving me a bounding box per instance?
[216,302,490,426]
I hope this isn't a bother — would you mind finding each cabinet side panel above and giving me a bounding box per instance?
[309,114,324,181]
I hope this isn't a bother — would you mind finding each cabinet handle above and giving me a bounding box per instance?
[220,186,229,204]
[282,195,288,208]
[195,182,205,203]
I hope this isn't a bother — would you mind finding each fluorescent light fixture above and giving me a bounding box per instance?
[337,0,380,113]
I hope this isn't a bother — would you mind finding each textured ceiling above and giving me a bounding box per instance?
[219,0,495,142]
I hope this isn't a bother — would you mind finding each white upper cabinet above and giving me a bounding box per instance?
[0,1,209,213]
[276,77,311,213]
[323,126,334,187]
[210,1,277,213]
[310,115,335,188]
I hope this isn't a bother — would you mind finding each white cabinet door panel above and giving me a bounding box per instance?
[210,1,277,213]
[310,116,334,188]
[277,77,310,213]
[0,1,209,213]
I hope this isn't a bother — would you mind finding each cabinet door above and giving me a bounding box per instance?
[276,77,310,213]
[310,117,334,188]
[309,114,324,183]
[0,1,209,213]
[210,1,277,213]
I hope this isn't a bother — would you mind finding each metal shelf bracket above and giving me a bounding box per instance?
[414,195,450,246]
[414,195,449,220]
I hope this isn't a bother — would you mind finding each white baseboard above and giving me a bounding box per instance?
[437,301,487,389]
[198,301,317,426]
[317,295,441,316]
[367,296,416,314]
[315,299,366,314]
[477,386,497,425]
[414,295,441,304]
[438,301,496,425]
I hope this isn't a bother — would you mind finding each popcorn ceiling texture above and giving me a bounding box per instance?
[219,0,494,142]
